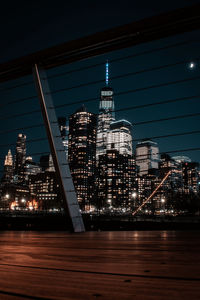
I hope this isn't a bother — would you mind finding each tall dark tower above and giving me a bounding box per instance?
[58,117,68,155]
[58,117,67,138]
[14,133,26,177]
[68,105,97,211]
[96,62,115,159]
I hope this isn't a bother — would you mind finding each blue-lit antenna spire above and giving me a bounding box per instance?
[106,61,109,86]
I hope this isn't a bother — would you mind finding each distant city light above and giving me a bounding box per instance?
[132,192,137,198]
[188,62,196,69]
[161,198,165,203]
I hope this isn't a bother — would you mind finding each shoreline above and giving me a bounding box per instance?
[0,212,200,231]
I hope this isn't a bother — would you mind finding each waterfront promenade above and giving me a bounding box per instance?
[0,230,199,299]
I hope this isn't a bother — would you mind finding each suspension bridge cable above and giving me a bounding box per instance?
[1,146,199,162]
[51,94,200,123]
[135,147,200,159]
[134,130,200,141]
[0,110,41,121]
[27,151,51,157]
[164,147,200,155]
[113,95,200,114]
[0,40,199,107]
[2,127,199,148]
[0,95,37,110]
[0,137,47,148]
[0,124,44,136]
[94,130,200,146]
[0,80,34,93]
[0,92,199,124]
[54,75,200,108]
[134,112,200,126]
[0,71,199,113]
[52,111,200,127]
[47,57,200,95]
[0,151,51,160]
[0,146,200,163]
[46,39,198,79]
[0,109,199,140]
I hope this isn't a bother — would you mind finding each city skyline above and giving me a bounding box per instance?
[2,59,200,167]
[0,4,200,299]
[1,52,200,167]
[1,64,200,214]
[1,3,200,170]
[1,3,200,217]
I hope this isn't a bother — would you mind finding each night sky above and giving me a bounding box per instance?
[1,0,200,171]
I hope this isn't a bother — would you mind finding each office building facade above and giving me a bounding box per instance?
[68,105,97,211]
[107,119,133,156]
[97,149,136,210]
[14,133,26,181]
[136,140,160,176]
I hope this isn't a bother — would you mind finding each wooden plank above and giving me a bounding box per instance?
[0,265,199,300]
[0,231,200,278]
[0,247,200,279]
[0,231,199,299]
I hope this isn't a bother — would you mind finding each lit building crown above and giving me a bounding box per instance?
[4,149,13,166]
[99,62,114,114]
[107,119,133,156]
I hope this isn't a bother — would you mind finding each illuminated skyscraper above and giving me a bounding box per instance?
[97,150,136,209]
[96,62,115,159]
[28,170,60,211]
[107,119,133,156]
[2,149,13,182]
[14,133,26,179]
[96,62,135,209]
[136,140,160,176]
[68,105,97,211]
[22,157,42,183]
[172,156,200,194]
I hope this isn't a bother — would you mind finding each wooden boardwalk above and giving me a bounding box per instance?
[0,231,199,299]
